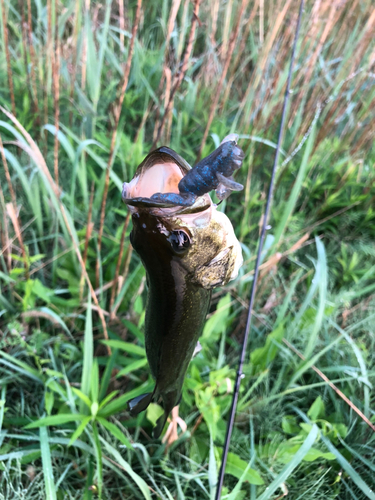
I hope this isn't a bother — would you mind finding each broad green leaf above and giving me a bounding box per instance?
[225,460,258,500]
[203,294,231,342]
[222,452,264,485]
[146,403,164,427]
[31,279,53,302]
[303,448,335,462]
[307,396,325,420]
[250,323,284,370]
[281,416,300,434]
[29,253,46,263]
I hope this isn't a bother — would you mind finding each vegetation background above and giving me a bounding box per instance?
[0,0,374,498]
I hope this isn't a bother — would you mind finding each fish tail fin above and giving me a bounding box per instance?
[153,410,169,439]
[127,391,154,415]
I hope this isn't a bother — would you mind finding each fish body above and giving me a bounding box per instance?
[122,137,243,437]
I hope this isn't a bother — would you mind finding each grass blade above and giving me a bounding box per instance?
[0,385,6,433]
[25,414,87,429]
[101,340,145,356]
[116,358,148,377]
[272,124,316,248]
[98,349,118,402]
[304,237,327,358]
[92,422,103,499]
[40,426,57,500]
[225,460,256,500]
[100,436,152,500]
[81,293,93,413]
[0,351,43,382]
[209,436,217,500]
[69,416,91,446]
[96,416,132,448]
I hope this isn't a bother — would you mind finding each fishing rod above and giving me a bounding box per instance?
[214,0,305,497]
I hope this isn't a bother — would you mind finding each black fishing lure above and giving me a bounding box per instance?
[149,134,244,207]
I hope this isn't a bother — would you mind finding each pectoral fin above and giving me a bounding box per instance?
[127,391,154,415]
[192,247,233,289]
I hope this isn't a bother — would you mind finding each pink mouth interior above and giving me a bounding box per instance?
[126,162,184,198]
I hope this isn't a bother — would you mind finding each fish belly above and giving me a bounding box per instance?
[145,278,211,401]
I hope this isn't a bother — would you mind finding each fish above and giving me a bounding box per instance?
[122,135,244,438]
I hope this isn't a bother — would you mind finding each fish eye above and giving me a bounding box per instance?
[169,230,191,254]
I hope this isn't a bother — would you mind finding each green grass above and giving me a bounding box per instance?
[1,0,375,498]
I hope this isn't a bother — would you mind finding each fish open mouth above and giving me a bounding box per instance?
[123,136,244,214]
[125,161,183,199]
[122,147,188,207]
[122,147,211,213]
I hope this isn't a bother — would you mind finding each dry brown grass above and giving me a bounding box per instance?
[96,0,143,287]
[53,4,60,187]
[1,0,16,115]
[153,0,202,147]
[0,135,28,277]
[197,0,250,160]
[68,0,82,127]
[26,0,39,118]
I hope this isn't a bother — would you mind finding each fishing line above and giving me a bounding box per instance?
[214,1,305,498]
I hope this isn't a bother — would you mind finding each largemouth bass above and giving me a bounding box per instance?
[122,136,244,438]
